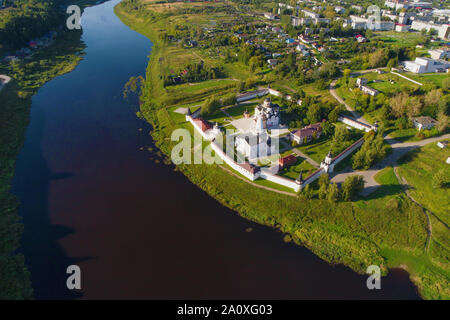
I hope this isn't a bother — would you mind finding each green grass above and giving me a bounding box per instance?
[397,143,450,226]
[403,72,449,88]
[253,178,297,193]
[297,138,332,164]
[278,157,316,180]
[372,31,424,47]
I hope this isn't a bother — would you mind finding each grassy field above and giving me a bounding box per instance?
[115,0,450,299]
[372,31,424,47]
[397,142,450,226]
[403,72,449,88]
[278,157,316,180]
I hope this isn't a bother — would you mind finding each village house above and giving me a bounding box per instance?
[413,116,437,131]
[289,122,322,144]
[359,85,379,96]
[267,59,278,68]
[437,141,448,149]
[356,78,379,96]
[395,24,411,32]
[0,74,11,91]
[264,12,277,20]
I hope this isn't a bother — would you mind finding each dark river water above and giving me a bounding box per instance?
[11,0,420,299]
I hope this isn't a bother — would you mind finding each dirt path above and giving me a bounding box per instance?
[329,79,371,124]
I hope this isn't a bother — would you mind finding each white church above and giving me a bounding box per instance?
[253,97,280,129]
[235,98,280,160]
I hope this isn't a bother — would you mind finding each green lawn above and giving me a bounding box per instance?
[372,31,424,47]
[403,72,449,88]
[397,142,450,226]
[278,157,317,180]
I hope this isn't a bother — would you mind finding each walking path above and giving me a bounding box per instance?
[390,71,423,86]
[329,79,371,125]
[279,138,320,167]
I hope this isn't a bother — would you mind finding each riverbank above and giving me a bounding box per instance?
[115,1,448,299]
[0,0,105,299]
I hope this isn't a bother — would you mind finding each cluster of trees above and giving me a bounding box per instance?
[331,125,362,156]
[163,62,225,86]
[0,0,63,52]
[273,53,341,86]
[284,95,340,129]
[200,93,236,117]
[304,173,365,202]
[352,131,390,170]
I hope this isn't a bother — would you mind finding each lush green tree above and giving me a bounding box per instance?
[318,173,330,199]
[342,175,365,201]
[327,182,340,202]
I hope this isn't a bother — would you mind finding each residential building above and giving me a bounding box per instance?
[264,12,277,20]
[437,141,448,149]
[359,85,379,96]
[395,24,411,32]
[410,20,450,40]
[429,49,450,60]
[403,57,450,73]
[413,116,437,130]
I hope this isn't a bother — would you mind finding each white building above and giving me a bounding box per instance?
[410,20,450,40]
[254,97,280,129]
[235,114,270,160]
[395,24,411,32]
[264,12,277,20]
[302,9,319,19]
[403,57,450,73]
[429,49,450,60]
[347,15,394,31]
[359,85,379,96]
[335,6,345,14]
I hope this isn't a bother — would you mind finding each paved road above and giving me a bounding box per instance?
[330,134,450,195]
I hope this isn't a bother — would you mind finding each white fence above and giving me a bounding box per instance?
[260,168,300,192]
[338,116,374,132]
[210,141,260,181]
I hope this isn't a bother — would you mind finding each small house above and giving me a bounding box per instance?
[413,116,437,131]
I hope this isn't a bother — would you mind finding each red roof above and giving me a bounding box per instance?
[291,122,322,139]
[278,154,297,167]
[238,162,260,174]
[193,118,212,132]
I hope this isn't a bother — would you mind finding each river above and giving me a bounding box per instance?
[11,0,419,299]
